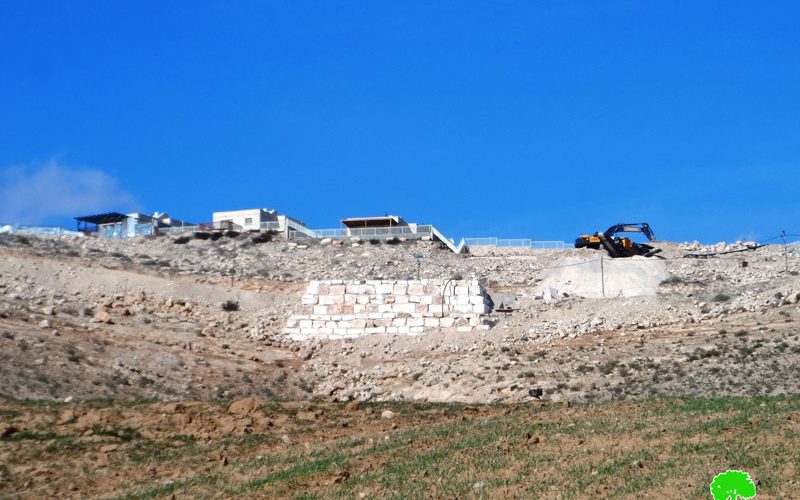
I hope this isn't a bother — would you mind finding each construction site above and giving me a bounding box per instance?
[1,222,799,497]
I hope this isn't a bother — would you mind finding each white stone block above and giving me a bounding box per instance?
[392,318,407,326]
[299,319,312,328]
[378,304,393,313]
[440,317,455,328]
[386,327,398,334]
[393,284,407,295]
[395,303,416,314]
[469,295,484,305]
[457,326,472,332]
[456,295,470,306]
[397,326,410,334]
[473,304,489,314]
[357,295,370,304]
[301,294,317,305]
[409,326,424,334]
[365,327,386,334]
[395,295,409,304]
[407,318,424,327]
[313,305,328,315]
[424,318,440,327]
[455,285,469,296]
[376,283,394,294]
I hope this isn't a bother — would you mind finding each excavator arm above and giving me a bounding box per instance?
[602,223,655,242]
[575,222,660,258]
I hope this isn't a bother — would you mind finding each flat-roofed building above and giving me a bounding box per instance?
[212,208,279,232]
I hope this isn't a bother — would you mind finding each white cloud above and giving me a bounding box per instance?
[0,160,139,224]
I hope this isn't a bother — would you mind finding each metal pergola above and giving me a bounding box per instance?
[74,212,127,233]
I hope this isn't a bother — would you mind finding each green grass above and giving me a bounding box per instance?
[4,395,800,498]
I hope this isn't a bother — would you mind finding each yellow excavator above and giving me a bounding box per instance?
[575,223,661,258]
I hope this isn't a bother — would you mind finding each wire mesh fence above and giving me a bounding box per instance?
[463,237,567,249]
[0,224,78,236]
[289,225,435,239]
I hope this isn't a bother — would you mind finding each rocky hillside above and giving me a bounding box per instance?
[0,232,798,405]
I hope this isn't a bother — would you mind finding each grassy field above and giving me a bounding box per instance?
[1,395,799,498]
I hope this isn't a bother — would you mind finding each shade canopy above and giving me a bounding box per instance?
[74,212,127,225]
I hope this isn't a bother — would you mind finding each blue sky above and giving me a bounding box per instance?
[1,1,798,243]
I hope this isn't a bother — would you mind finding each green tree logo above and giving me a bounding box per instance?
[709,470,756,500]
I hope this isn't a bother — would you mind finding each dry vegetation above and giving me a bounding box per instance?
[1,396,799,498]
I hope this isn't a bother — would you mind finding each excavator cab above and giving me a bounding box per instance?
[574,234,601,249]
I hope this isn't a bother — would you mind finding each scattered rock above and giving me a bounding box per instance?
[227,397,263,415]
[92,310,113,324]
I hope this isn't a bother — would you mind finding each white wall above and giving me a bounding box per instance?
[212,209,269,231]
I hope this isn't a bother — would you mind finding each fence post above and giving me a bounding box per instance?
[600,254,605,298]
[781,230,789,273]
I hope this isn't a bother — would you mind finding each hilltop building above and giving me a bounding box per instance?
[211,208,279,232]
[74,212,192,238]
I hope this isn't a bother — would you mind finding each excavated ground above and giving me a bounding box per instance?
[1,232,799,496]
[1,232,798,405]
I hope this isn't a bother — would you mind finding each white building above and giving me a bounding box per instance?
[74,211,192,239]
[212,208,279,231]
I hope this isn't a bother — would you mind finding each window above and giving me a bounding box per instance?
[244,217,253,225]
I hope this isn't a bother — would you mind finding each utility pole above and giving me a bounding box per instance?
[781,230,789,273]
[414,252,423,280]
[600,253,605,298]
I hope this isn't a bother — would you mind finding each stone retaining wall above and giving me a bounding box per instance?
[284,279,491,340]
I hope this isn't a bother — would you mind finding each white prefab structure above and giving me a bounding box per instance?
[212,208,278,231]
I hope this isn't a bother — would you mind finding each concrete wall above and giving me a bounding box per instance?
[284,279,492,340]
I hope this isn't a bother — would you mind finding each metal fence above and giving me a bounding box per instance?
[289,224,434,239]
[134,223,153,236]
[0,224,79,236]
[463,237,567,249]
[158,225,202,235]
